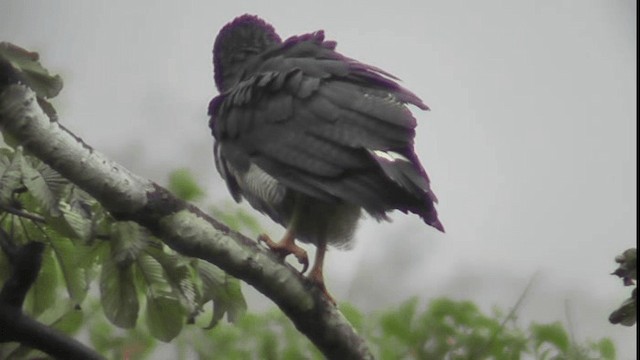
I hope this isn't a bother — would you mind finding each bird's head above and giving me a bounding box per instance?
[213,14,282,92]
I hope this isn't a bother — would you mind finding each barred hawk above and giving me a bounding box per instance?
[209,14,443,303]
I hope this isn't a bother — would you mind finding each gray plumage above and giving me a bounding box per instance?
[209,14,444,251]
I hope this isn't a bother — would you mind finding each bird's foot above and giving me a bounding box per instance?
[258,234,309,274]
[308,267,336,306]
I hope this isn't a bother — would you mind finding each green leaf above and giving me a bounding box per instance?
[235,209,263,235]
[134,252,188,341]
[60,200,93,240]
[0,147,23,205]
[530,322,570,354]
[197,261,225,328]
[26,247,59,317]
[610,248,637,327]
[380,297,418,344]
[211,205,263,235]
[0,249,9,286]
[87,314,116,354]
[135,252,172,296]
[76,240,109,269]
[21,158,67,216]
[612,247,637,290]
[50,306,84,335]
[220,275,246,323]
[111,221,149,266]
[340,302,365,332]
[197,260,247,328]
[593,338,616,360]
[75,241,108,288]
[100,256,139,328]
[147,248,198,315]
[609,295,637,326]
[258,328,279,359]
[49,233,88,304]
[41,187,94,242]
[0,42,64,98]
[146,294,185,342]
[168,169,204,201]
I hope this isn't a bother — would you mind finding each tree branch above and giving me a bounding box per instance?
[0,83,373,358]
[0,233,104,360]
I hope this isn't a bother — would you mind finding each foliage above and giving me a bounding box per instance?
[364,298,615,360]
[168,169,205,202]
[75,295,618,359]
[609,248,637,326]
[0,145,246,359]
[0,42,63,99]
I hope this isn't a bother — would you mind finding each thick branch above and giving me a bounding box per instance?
[0,84,373,358]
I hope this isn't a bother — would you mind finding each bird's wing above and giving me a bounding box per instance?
[210,31,438,222]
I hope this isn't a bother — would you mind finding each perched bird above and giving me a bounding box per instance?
[209,14,443,302]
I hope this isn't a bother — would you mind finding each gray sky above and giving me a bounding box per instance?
[2,0,636,357]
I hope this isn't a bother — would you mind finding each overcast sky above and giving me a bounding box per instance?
[2,0,636,357]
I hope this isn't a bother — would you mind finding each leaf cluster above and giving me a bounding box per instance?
[609,248,637,327]
[362,298,616,360]
[0,145,247,359]
[81,297,616,360]
[0,42,63,100]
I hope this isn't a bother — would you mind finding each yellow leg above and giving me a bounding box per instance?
[308,241,335,305]
[258,229,309,274]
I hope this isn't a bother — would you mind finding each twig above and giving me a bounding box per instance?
[475,272,538,357]
[0,203,46,223]
[564,299,577,349]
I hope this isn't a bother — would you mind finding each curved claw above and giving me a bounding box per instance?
[294,251,309,274]
[258,233,309,274]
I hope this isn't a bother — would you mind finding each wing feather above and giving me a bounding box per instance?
[318,81,416,129]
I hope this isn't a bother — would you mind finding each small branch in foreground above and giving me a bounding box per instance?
[0,233,44,307]
[0,231,104,359]
[0,307,104,360]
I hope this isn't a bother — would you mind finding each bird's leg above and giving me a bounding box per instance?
[258,195,310,273]
[308,240,336,305]
[258,229,309,274]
